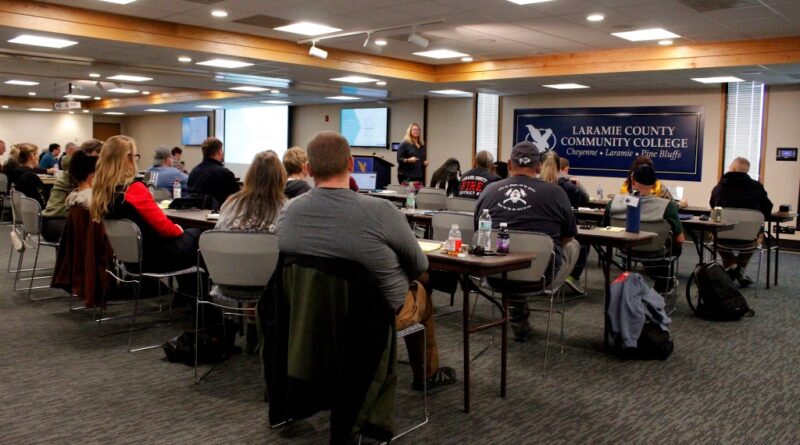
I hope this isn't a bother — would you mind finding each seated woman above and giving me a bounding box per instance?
[7,143,48,207]
[430,157,461,196]
[90,135,201,290]
[215,150,286,352]
[64,150,98,211]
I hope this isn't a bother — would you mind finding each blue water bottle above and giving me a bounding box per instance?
[625,194,641,233]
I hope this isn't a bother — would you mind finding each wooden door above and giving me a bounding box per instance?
[93,123,121,142]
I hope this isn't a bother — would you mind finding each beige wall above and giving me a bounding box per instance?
[501,89,724,205]
[0,111,92,163]
[763,85,800,228]
[426,97,475,184]
[122,112,211,171]
[292,99,424,184]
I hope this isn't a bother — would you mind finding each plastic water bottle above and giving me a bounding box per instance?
[446,224,462,256]
[477,209,492,251]
[173,179,181,199]
[596,183,603,200]
[496,223,510,253]
[405,184,416,210]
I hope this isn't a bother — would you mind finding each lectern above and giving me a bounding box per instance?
[353,155,394,190]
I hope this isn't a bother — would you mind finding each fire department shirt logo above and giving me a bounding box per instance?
[503,188,528,205]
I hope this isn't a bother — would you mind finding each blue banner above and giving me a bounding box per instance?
[513,106,704,181]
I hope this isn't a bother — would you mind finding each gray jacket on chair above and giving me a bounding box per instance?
[609,272,671,348]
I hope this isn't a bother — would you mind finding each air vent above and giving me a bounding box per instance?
[678,0,760,12]
[233,15,291,29]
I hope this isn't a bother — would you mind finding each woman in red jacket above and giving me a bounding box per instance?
[91,135,201,275]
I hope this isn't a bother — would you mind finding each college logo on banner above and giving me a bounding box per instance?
[514,106,705,181]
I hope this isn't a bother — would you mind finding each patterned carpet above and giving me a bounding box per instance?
[0,226,798,444]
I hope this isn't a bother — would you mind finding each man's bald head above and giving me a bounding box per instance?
[306,131,352,181]
[0,139,5,156]
[729,157,750,173]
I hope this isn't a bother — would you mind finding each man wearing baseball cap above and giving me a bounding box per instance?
[475,141,579,342]
[603,163,684,292]
[147,145,188,198]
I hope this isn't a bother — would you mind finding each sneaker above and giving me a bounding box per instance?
[564,276,585,295]
[738,272,754,288]
[412,366,457,391]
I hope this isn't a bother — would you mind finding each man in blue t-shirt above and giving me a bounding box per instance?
[475,142,579,342]
[39,143,61,170]
[147,146,188,198]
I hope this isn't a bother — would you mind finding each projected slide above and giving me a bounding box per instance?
[224,106,289,178]
[181,116,208,145]
[341,108,388,148]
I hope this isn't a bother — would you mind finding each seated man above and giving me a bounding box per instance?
[475,142,580,342]
[710,157,772,286]
[458,150,500,199]
[603,164,684,292]
[171,146,188,173]
[187,137,239,208]
[147,146,188,197]
[39,143,61,170]
[277,131,455,390]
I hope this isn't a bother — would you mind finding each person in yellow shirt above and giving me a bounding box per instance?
[620,155,688,208]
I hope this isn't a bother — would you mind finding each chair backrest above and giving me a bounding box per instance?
[720,208,764,241]
[102,219,142,264]
[610,218,672,254]
[151,187,171,202]
[386,184,407,193]
[446,197,476,213]
[18,196,42,236]
[415,187,447,210]
[10,190,25,226]
[0,173,8,196]
[199,231,279,287]
[431,212,475,245]
[495,230,554,283]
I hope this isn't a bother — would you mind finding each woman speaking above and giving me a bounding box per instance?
[396,123,428,185]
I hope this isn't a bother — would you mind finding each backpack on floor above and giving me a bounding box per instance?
[691,262,754,321]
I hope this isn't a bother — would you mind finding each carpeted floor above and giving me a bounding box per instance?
[1,226,798,444]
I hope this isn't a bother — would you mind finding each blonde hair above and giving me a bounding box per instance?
[282,146,308,175]
[16,143,39,165]
[90,135,138,221]
[402,123,425,147]
[539,151,560,184]
[222,150,287,231]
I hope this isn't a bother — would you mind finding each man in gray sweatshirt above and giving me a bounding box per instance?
[277,131,455,390]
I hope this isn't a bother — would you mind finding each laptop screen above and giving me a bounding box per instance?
[352,173,378,190]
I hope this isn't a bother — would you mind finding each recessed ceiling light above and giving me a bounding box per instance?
[142,91,150,95]
[211,10,228,18]
[8,34,77,49]
[375,39,388,46]
[196,58,254,69]
[691,76,745,84]
[27,92,36,96]
[4,80,39,86]
[28,108,51,112]
[107,75,153,82]
[612,28,680,42]
[230,86,268,92]
[64,94,91,99]
[326,96,360,101]
[196,105,221,109]
[145,109,168,112]
[108,88,139,93]
[274,22,342,36]
[331,76,379,84]
[429,89,471,95]
[413,49,469,59]
[461,56,473,62]
[178,56,192,63]
[270,89,280,94]
[376,81,387,86]
[94,96,102,100]
[260,100,292,105]
[82,109,89,113]
[506,0,554,4]
[587,14,604,22]
[1,105,9,109]
[99,0,137,4]
[68,111,75,114]
[89,73,101,78]
[104,112,125,115]
[543,83,590,89]
[658,40,673,46]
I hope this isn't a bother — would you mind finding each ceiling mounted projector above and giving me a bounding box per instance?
[408,32,430,48]
[309,43,328,59]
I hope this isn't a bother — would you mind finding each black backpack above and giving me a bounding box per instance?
[691,262,754,321]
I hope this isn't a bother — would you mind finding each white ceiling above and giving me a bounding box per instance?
[0,0,798,114]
